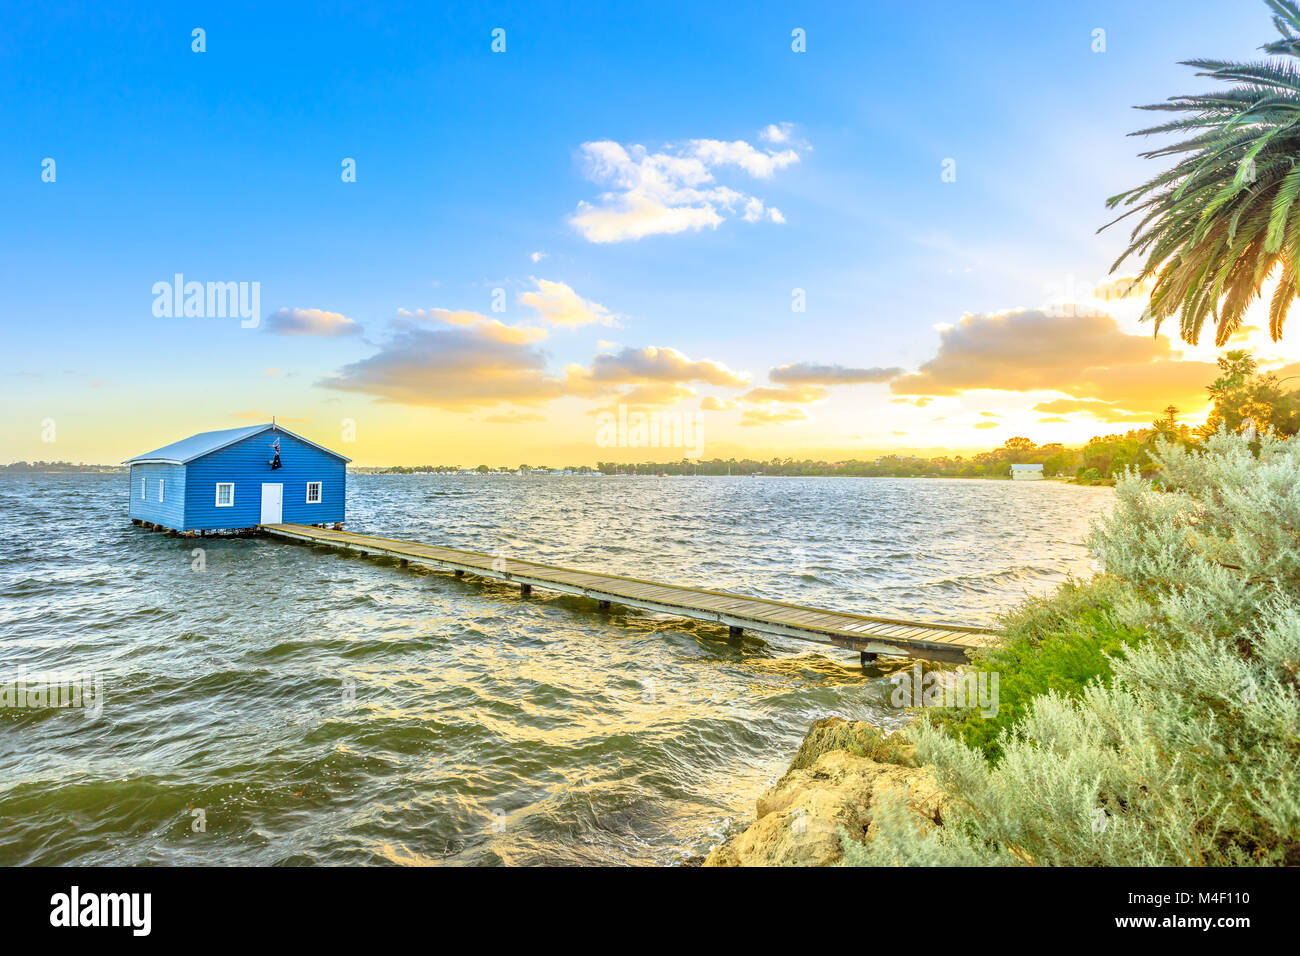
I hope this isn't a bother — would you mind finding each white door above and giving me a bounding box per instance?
[260,483,283,524]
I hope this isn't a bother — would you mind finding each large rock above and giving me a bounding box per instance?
[703,718,944,867]
[786,714,918,771]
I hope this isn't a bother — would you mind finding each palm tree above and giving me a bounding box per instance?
[1103,0,1300,345]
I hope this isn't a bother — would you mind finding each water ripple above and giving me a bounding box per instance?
[0,473,1112,865]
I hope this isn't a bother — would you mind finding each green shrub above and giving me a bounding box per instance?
[848,429,1300,867]
[925,577,1145,762]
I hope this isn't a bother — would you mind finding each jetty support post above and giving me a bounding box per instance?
[520,583,532,597]
[728,625,744,639]
[597,600,611,611]
[454,569,465,578]
[860,651,878,666]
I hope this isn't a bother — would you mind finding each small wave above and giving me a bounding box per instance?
[0,472,1113,865]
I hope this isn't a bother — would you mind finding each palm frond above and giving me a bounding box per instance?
[1103,1,1300,344]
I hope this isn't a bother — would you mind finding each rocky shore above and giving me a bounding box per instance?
[702,717,945,867]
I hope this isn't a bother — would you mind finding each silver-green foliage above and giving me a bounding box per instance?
[845,429,1300,865]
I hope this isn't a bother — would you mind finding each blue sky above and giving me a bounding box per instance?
[0,0,1282,465]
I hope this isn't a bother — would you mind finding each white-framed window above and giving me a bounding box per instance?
[158,479,165,502]
[215,482,235,507]
[140,478,145,500]
[306,481,322,504]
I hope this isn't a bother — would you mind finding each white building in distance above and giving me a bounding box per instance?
[1011,464,1045,481]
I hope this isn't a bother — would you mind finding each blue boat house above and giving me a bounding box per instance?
[124,423,350,534]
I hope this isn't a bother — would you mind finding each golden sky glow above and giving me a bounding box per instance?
[14,275,1300,468]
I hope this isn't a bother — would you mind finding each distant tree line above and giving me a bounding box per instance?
[588,435,1151,482]
[595,350,1300,485]
[0,461,126,473]
[17,351,1291,482]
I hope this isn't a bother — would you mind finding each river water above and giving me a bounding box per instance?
[0,473,1113,865]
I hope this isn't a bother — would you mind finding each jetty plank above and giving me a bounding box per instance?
[263,523,996,662]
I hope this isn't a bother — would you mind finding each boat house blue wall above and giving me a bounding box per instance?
[124,424,350,532]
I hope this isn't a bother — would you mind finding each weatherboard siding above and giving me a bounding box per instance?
[127,463,187,529]
[182,430,346,530]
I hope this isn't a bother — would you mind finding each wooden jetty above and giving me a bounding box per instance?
[263,523,996,663]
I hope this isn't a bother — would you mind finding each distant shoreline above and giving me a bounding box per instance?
[0,469,1105,485]
[352,471,1101,484]
[0,467,128,474]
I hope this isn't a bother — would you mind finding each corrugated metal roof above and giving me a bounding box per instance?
[1010,463,1043,469]
[123,424,351,464]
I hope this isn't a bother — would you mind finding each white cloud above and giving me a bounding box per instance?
[320,310,559,409]
[689,139,798,178]
[740,385,828,404]
[566,345,748,394]
[739,407,810,427]
[770,362,903,385]
[264,308,360,337]
[395,308,547,344]
[700,396,739,411]
[890,307,1219,415]
[616,383,698,406]
[322,308,743,414]
[741,197,783,224]
[518,278,616,328]
[569,129,803,243]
